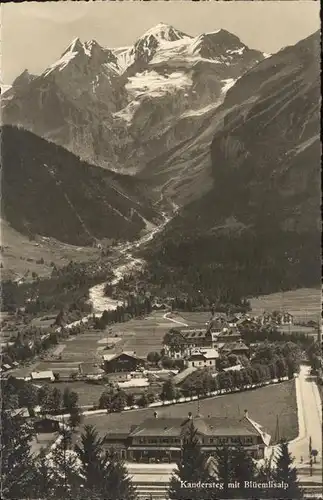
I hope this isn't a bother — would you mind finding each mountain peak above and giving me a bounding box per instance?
[42,37,117,77]
[131,23,191,62]
[12,69,37,88]
[199,29,242,43]
[65,37,83,54]
[190,29,247,59]
[141,22,190,41]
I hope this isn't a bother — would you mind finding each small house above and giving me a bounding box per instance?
[223,364,243,372]
[282,312,294,325]
[151,301,168,311]
[9,407,33,418]
[34,417,60,434]
[30,370,55,382]
[78,363,104,380]
[187,348,219,370]
[221,341,250,358]
[207,314,229,331]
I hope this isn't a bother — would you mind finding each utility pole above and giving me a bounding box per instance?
[274,415,280,443]
[197,397,201,416]
[309,435,313,475]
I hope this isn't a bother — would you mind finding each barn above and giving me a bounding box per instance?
[103,351,146,373]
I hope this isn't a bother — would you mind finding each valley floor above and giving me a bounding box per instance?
[249,288,321,322]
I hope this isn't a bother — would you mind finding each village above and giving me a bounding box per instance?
[1,305,319,394]
[1,1,321,497]
[1,291,322,499]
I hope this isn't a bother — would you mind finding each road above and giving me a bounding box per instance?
[163,312,188,327]
[265,364,322,479]
[289,365,322,465]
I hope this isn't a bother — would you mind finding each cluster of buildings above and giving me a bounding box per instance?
[0,360,19,374]
[103,409,271,463]
[261,311,294,326]
[163,313,251,369]
[20,362,105,384]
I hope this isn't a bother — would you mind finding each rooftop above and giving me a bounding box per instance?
[189,348,219,360]
[221,342,249,351]
[182,330,207,339]
[126,414,268,441]
[102,351,145,362]
[209,319,230,331]
[172,366,197,385]
[31,370,54,380]
[79,363,104,375]
[129,418,187,437]
[211,329,241,340]
[223,364,243,372]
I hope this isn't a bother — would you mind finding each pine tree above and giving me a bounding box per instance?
[273,440,303,499]
[213,445,235,499]
[68,405,83,430]
[1,409,36,499]
[168,422,214,500]
[257,455,276,500]
[63,387,79,413]
[161,379,176,401]
[32,452,56,500]
[50,425,80,499]
[105,454,137,500]
[74,424,108,494]
[230,445,258,498]
[75,424,137,500]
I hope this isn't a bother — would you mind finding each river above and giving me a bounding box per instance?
[88,210,175,314]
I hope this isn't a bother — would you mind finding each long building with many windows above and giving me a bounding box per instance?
[104,410,271,463]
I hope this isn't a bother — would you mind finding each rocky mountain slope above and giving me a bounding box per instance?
[2,23,265,194]
[144,31,321,297]
[1,126,161,246]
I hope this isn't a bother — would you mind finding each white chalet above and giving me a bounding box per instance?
[186,348,219,370]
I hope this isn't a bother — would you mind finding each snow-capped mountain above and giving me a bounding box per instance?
[147,31,320,294]
[2,23,266,189]
[128,22,191,64]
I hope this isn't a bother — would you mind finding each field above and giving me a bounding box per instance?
[174,311,212,327]
[9,329,109,378]
[0,218,100,281]
[103,311,176,357]
[10,311,174,400]
[170,288,321,326]
[37,381,105,407]
[83,379,298,445]
[250,288,321,322]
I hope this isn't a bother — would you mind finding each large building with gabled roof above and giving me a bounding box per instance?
[103,410,271,463]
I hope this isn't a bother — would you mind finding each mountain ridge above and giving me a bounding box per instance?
[1,125,162,246]
[143,30,321,297]
[2,24,266,193]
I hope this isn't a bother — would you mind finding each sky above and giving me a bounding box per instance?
[1,1,320,87]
